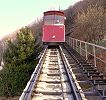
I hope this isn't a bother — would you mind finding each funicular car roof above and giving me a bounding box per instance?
[44,11,64,16]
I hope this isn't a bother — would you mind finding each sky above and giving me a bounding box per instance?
[0,0,81,39]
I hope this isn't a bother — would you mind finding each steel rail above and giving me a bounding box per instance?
[19,45,48,100]
[57,50,65,100]
[59,45,87,100]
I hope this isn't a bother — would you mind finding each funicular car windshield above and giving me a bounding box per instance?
[44,15,64,25]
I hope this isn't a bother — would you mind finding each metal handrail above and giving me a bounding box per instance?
[19,45,48,100]
[75,44,106,64]
[72,38,106,50]
[67,37,106,67]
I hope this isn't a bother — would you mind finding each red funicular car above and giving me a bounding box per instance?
[42,10,65,45]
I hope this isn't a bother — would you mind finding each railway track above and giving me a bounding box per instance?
[31,47,75,100]
[19,45,86,100]
[19,43,106,100]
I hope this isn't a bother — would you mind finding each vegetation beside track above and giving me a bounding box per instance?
[0,27,42,97]
[65,0,106,44]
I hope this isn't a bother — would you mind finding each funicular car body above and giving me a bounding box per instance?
[42,10,65,45]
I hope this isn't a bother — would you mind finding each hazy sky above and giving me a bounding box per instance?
[0,0,81,39]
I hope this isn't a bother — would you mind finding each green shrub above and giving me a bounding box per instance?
[0,27,42,96]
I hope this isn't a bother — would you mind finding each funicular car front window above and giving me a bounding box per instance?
[44,15,64,25]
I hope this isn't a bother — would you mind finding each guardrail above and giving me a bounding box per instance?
[66,37,106,68]
[19,45,48,100]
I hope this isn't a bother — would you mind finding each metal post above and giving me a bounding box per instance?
[93,46,96,67]
[73,39,74,49]
[85,43,88,61]
[69,37,71,45]
[68,37,69,45]
[66,37,67,44]
[71,38,73,47]
[76,39,77,51]
[80,41,82,55]
[68,37,70,46]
